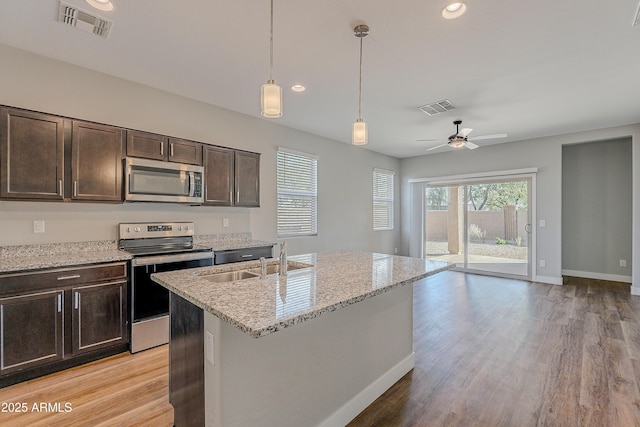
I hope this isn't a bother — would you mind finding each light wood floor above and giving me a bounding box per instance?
[0,344,172,426]
[2,272,639,427]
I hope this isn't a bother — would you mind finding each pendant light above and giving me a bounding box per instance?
[261,0,282,118]
[352,24,369,145]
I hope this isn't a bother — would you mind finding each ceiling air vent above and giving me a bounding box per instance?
[58,1,113,38]
[418,99,456,116]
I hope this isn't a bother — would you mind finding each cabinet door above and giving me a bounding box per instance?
[168,138,202,165]
[0,108,64,200]
[72,281,127,355]
[126,130,167,161]
[0,290,64,374]
[71,121,124,202]
[234,151,260,207]
[203,145,234,206]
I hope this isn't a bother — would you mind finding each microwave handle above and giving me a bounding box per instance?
[189,172,195,197]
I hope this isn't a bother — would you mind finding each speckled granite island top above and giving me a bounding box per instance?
[151,251,452,338]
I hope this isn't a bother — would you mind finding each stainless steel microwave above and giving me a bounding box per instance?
[124,157,204,204]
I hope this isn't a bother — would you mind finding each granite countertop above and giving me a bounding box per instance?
[0,241,132,274]
[151,251,453,338]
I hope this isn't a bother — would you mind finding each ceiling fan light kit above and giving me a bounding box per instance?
[422,119,505,152]
[261,0,283,118]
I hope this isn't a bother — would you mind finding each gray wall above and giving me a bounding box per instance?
[400,125,640,286]
[0,44,400,256]
[562,138,632,279]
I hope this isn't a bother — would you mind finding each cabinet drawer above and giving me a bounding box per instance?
[214,246,273,265]
[0,262,127,296]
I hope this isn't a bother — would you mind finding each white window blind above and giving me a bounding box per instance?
[277,149,318,237]
[373,168,395,230]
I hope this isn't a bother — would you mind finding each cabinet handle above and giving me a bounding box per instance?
[236,191,240,204]
[58,180,63,197]
[170,142,174,157]
[57,274,81,281]
[241,254,253,258]
[160,142,164,156]
[230,191,233,204]
[73,181,78,197]
[58,294,62,313]
[75,292,80,310]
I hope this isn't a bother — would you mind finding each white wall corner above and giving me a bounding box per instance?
[632,286,640,296]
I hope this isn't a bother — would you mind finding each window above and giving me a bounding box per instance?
[277,148,318,237]
[373,168,395,230]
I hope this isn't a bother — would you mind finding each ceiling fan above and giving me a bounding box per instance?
[418,120,507,151]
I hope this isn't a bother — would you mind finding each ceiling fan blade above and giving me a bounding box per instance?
[465,141,479,150]
[457,128,473,138]
[426,143,448,151]
[468,133,507,141]
[416,138,442,142]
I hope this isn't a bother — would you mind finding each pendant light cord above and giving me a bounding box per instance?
[358,35,363,120]
[269,0,274,82]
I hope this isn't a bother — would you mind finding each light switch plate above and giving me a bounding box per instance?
[539,220,546,228]
[223,218,229,227]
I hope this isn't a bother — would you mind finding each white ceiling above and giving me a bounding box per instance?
[1,0,640,158]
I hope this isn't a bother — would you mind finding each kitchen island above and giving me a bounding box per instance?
[152,251,451,427]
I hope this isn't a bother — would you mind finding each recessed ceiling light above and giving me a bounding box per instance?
[291,84,306,92]
[85,0,114,12]
[442,2,466,19]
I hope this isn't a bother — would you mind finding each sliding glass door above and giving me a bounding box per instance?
[424,177,532,279]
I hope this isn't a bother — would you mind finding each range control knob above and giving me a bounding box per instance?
[126,227,131,233]
[184,225,190,231]
[134,227,141,232]
[177,225,182,231]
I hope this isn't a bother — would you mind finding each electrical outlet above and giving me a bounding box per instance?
[223,218,229,227]
[33,220,45,233]
[620,259,627,267]
[394,248,398,254]
[539,220,546,228]
[205,331,214,365]
[539,260,546,268]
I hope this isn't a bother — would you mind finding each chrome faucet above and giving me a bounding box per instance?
[259,257,267,278]
[278,241,287,276]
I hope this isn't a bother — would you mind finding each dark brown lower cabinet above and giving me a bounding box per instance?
[72,281,127,355]
[0,290,64,375]
[0,262,129,387]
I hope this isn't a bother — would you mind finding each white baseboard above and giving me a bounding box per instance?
[561,269,632,284]
[534,275,563,285]
[318,352,415,427]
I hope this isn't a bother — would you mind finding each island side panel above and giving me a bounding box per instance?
[170,292,205,427]
[204,283,414,427]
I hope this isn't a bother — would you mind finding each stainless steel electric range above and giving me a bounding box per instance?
[118,221,213,353]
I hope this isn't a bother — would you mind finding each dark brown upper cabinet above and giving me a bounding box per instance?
[234,150,260,207]
[203,145,234,206]
[168,138,203,165]
[71,121,124,202]
[203,147,260,207]
[127,130,202,165]
[0,108,64,200]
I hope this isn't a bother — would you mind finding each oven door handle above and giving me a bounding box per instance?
[132,251,213,266]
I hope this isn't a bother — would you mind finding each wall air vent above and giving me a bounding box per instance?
[418,99,456,116]
[58,1,113,38]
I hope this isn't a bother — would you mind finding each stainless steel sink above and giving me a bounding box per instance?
[202,270,259,283]
[248,262,310,276]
